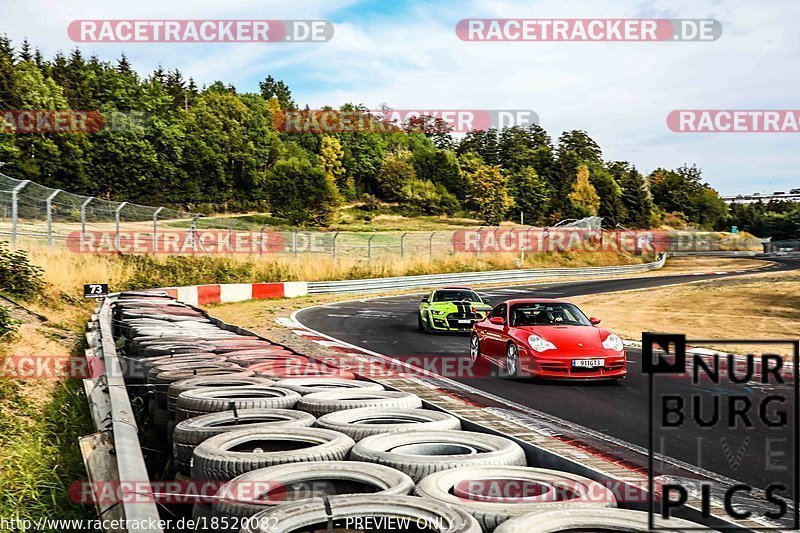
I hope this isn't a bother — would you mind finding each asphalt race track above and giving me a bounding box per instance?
[297,259,800,495]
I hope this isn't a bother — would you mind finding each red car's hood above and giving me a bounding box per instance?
[519,325,605,350]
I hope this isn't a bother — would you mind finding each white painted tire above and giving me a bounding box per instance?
[316,407,461,440]
[241,494,481,533]
[350,430,526,482]
[494,508,716,532]
[415,466,617,531]
[274,378,384,396]
[297,390,422,417]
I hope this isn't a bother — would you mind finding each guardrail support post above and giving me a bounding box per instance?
[10,180,30,248]
[400,232,407,258]
[152,207,163,253]
[259,223,269,256]
[80,197,94,250]
[114,202,128,252]
[368,234,375,263]
[332,232,340,260]
[227,219,237,254]
[45,189,61,246]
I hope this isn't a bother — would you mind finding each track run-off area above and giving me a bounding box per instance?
[295,258,800,497]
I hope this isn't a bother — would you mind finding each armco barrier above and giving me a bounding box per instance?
[83,296,164,533]
[154,255,667,304]
[305,254,667,294]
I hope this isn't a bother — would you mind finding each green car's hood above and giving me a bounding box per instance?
[427,300,491,312]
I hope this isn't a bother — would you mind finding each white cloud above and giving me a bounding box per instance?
[1,0,798,194]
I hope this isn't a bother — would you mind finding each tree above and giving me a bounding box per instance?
[508,166,549,225]
[567,164,600,217]
[613,163,654,228]
[259,75,294,110]
[318,135,352,199]
[265,157,339,226]
[556,130,602,163]
[377,149,416,200]
[468,165,513,225]
[649,164,728,228]
[413,148,465,200]
[589,164,625,226]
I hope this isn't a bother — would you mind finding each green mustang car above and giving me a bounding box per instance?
[418,287,492,333]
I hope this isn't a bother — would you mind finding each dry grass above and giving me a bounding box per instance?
[570,270,800,357]
[18,246,646,299]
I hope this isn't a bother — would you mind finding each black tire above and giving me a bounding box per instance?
[175,386,301,422]
[296,390,422,417]
[505,342,520,378]
[211,461,415,531]
[191,427,355,481]
[418,312,425,332]
[414,466,617,531]
[240,494,481,533]
[494,508,712,532]
[469,333,482,364]
[316,407,461,441]
[274,378,384,396]
[167,376,274,413]
[350,430,526,482]
[152,366,251,410]
[173,408,316,475]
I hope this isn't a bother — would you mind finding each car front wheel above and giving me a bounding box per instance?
[469,333,481,363]
[506,343,520,378]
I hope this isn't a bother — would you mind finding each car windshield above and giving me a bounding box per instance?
[433,290,481,302]
[509,303,590,326]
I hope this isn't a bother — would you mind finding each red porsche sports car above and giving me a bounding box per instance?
[470,298,627,380]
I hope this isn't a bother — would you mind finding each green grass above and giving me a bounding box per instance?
[0,341,96,530]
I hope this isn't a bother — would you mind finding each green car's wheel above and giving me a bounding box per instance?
[417,313,425,332]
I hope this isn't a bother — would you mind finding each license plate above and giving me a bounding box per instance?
[572,358,604,368]
[458,319,473,324]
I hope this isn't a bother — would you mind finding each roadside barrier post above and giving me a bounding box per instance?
[368,234,376,263]
[114,202,128,252]
[332,232,340,260]
[152,207,163,252]
[10,179,29,248]
[259,223,269,256]
[45,188,60,247]
[400,232,407,258]
[80,196,94,249]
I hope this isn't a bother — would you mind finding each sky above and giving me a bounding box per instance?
[1,0,798,195]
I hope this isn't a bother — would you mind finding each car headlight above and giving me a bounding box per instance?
[527,334,557,352]
[432,309,447,315]
[602,333,624,352]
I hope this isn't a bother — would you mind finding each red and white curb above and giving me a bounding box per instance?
[152,281,307,307]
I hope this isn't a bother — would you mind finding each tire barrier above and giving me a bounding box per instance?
[315,407,461,441]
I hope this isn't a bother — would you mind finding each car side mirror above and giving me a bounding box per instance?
[489,316,505,325]
[589,317,601,325]
[421,297,429,303]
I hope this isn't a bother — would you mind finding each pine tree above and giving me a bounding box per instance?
[567,164,600,217]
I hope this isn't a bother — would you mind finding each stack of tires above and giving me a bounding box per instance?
[110,292,714,532]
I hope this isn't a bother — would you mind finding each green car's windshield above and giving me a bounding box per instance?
[433,290,481,302]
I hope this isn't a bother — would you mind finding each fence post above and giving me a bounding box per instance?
[367,235,376,263]
[400,232,407,258]
[80,197,94,250]
[429,231,436,260]
[227,219,237,254]
[114,202,128,252]
[475,226,483,258]
[10,180,30,249]
[45,189,61,247]
[332,232,340,260]
[151,207,163,253]
[259,223,269,256]
[292,230,298,257]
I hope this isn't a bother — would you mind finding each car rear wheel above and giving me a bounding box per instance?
[506,343,520,377]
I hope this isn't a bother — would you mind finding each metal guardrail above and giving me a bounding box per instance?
[306,254,667,294]
[82,296,164,533]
